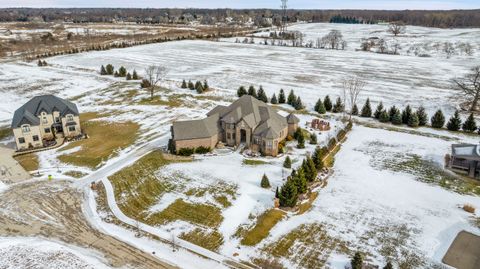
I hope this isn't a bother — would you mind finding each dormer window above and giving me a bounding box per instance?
[42,117,48,124]
[21,125,30,133]
[66,114,74,122]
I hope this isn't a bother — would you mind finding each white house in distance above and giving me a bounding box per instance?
[11,95,81,151]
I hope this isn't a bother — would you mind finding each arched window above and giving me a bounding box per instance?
[21,124,30,133]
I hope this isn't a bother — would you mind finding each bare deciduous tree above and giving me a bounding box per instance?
[453,66,480,111]
[342,75,367,120]
[321,30,346,50]
[144,65,167,99]
[388,21,406,36]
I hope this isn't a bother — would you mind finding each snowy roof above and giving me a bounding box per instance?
[451,144,480,159]
[11,95,79,128]
[172,114,220,141]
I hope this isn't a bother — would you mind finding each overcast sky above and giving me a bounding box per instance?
[1,0,479,10]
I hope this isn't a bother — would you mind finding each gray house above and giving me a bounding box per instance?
[448,144,480,178]
[171,95,299,156]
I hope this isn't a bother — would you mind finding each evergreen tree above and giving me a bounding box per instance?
[351,104,359,115]
[294,96,304,110]
[203,80,209,90]
[431,109,446,128]
[324,95,333,111]
[388,106,398,121]
[118,66,127,77]
[379,110,390,123]
[402,105,412,124]
[310,133,318,144]
[305,155,318,182]
[293,128,303,140]
[106,64,114,75]
[181,79,187,88]
[275,187,279,199]
[446,110,462,131]
[351,252,363,269]
[360,98,372,117]
[271,93,278,104]
[287,90,296,106]
[188,80,195,90]
[132,70,139,80]
[391,110,403,125]
[38,59,43,66]
[408,112,419,127]
[312,147,324,170]
[261,174,271,188]
[283,156,292,169]
[314,98,326,114]
[196,82,204,94]
[248,85,257,98]
[383,261,393,269]
[237,86,247,97]
[332,97,344,113]
[416,106,428,126]
[114,70,119,77]
[462,113,477,132]
[257,86,268,102]
[297,132,305,149]
[100,65,107,75]
[126,72,132,80]
[279,179,298,207]
[279,89,286,104]
[293,168,308,194]
[374,102,384,119]
[42,60,47,66]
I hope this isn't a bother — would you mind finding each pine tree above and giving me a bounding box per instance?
[203,80,209,90]
[388,106,398,121]
[293,127,303,140]
[462,113,477,132]
[42,60,47,66]
[417,106,428,126]
[351,104,359,115]
[279,89,286,104]
[360,98,372,117]
[188,80,195,90]
[196,82,204,94]
[314,98,326,114]
[305,155,318,182]
[114,70,119,77]
[447,110,462,131]
[106,64,114,75]
[402,105,412,124]
[257,86,268,102]
[287,90,296,106]
[100,65,107,75]
[118,66,127,77]
[408,112,419,127]
[324,95,333,111]
[332,97,344,113]
[126,72,132,80]
[248,85,257,98]
[237,86,247,97]
[383,261,393,269]
[294,96,304,110]
[275,187,279,199]
[297,132,305,149]
[283,156,292,168]
[379,110,390,123]
[181,79,187,88]
[293,168,308,194]
[270,93,278,104]
[312,147,324,170]
[431,109,446,128]
[38,59,43,66]
[391,110,402,125]
[351,252,363,269]
[374,102,384,119]
[279,179,298,207]
[132,70,139,80]
[261,174,271,188]
[310,133,318,144]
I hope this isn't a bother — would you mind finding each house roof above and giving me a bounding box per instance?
[286,113,300,124]
[172,114,220,141]
[451,144,480,159]
[11,95,79,128]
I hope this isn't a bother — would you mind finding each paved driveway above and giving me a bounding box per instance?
[0,146,31,184]
[443,231,480,269]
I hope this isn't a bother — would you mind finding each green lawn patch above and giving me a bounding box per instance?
[180,228,224,252]
[0,127,12,140]
[240,209,286,246]
[242,159,268,166]
[14,153,39,171]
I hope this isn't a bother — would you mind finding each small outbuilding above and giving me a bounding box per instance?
[447,143,480,179]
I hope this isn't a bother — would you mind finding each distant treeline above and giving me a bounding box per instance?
[329,15,376,24]
[0,8,479,28]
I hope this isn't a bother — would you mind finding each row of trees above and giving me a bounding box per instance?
[100,64,140,80]
[329,15,375,24]
[181,79,209,94]
[237,86,305,110]
[314,95,346,114]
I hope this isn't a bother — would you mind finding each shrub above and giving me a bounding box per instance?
[105,64,114,75]
[337,129,347,141]
[379,110,390,122]
[261,174,271,188]
[283,156,292,168]
[195,146,211,154]
[181,79,188,88]
[463,204,475,213]
[178,148,195,156]
[327,138,336,151]
[140,79,151,88]
[237,86,247,97]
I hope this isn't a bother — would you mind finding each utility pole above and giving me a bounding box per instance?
[280,0,288,33]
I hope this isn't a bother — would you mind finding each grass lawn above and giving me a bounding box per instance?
[0,127,12,140]
[58,112,139,169]
[63,170,88,178]
[240,209,286,246]
[242,159,268,166]
[150,199,223,228]
[14,153,39,171]
[180,228,224,252]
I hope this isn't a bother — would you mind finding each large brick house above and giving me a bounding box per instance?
[11,95,81,151]
[171,95,299,156]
